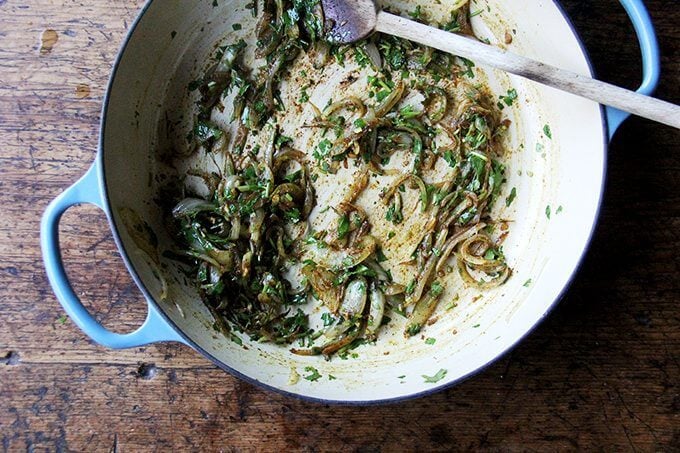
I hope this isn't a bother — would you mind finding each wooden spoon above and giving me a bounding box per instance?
[321,0,680,129]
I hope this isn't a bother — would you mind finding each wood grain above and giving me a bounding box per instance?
[0,0,678,451]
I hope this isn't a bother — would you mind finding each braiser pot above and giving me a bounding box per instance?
[41,0,660,403]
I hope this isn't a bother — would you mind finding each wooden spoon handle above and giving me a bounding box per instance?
[376,11,680,129]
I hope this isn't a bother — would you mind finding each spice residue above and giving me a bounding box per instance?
[40,29,58,54]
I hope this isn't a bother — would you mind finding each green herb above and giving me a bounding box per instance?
[397,375,406,379]
[422,368,447,383]
[425,337,436,345]
[193,120,223,145]
[556,205,563,214]
[284,208,302,223]
[313,138,333,161]
[499,88,518,107]
[505,187,517,207]
[303,366,322,382]
[379,37,407,70]
[408,5,423,20]
[321,312,336,327]
[385,203,403,224]
[406,323,422,336]
[523,279,532,287]
[328,374,337,380]
[57,315,68,324]
[484,249,499,260]
[546,205,552,219]
[337,214,350,239]
[232,23,242,31]
[376,89,392,102]
[354,46,371,68]
[398,105,420,120]
[276,134,294,148]
[543,124,552,139]
[473,324,480,328]
[229,332,243,345]
[299,86,310,103]
[459,57,475,78]
[332,46,348,66]
[443,150,457,168]
[430,281,444,296]
[405,279,417,295]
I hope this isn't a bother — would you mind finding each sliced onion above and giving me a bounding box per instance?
[343,168,369,204]
[324,96,366,118]
[172,198,216,218]
[435,223,486,274]
[375,81,405,117]
[340,278,367,318]
[229,216,241,241]
[249,209,265,250]
[458,261,511,290]
[365,284,385,338]
[459,234,505,271]
[380,173,428,212]
[364,41,382,69]
[405,230,448,306]
[425,86,448,123]
[404,286,443,337]
[302,175,315,220]
[303,264,343,313]
[383,283,405,296]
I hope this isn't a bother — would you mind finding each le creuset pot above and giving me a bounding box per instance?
[41,0,660,403]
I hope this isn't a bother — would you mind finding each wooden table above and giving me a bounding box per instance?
[1,0,678,450]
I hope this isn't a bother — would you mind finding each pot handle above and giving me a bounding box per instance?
[40,162,187,348]
[607,0,660,138]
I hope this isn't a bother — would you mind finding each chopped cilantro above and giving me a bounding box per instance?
[422,368,447,383]
[443,149,457,168]
[399,104,420,120]
[425,337,436,345]
[430,281,444,296]
[303,366,322,382]
[321,312,336,327]
[299,86,310,103]
[313,138,333,161]
[408,5,423,20]
[543,124,552,139]
[499,88,518,107]
[505,187,517,207]
[337,214,350,239]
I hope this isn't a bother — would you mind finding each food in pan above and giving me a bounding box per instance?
[166,0,512,358]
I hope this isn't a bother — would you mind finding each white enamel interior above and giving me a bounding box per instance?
[103,0,605,402]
